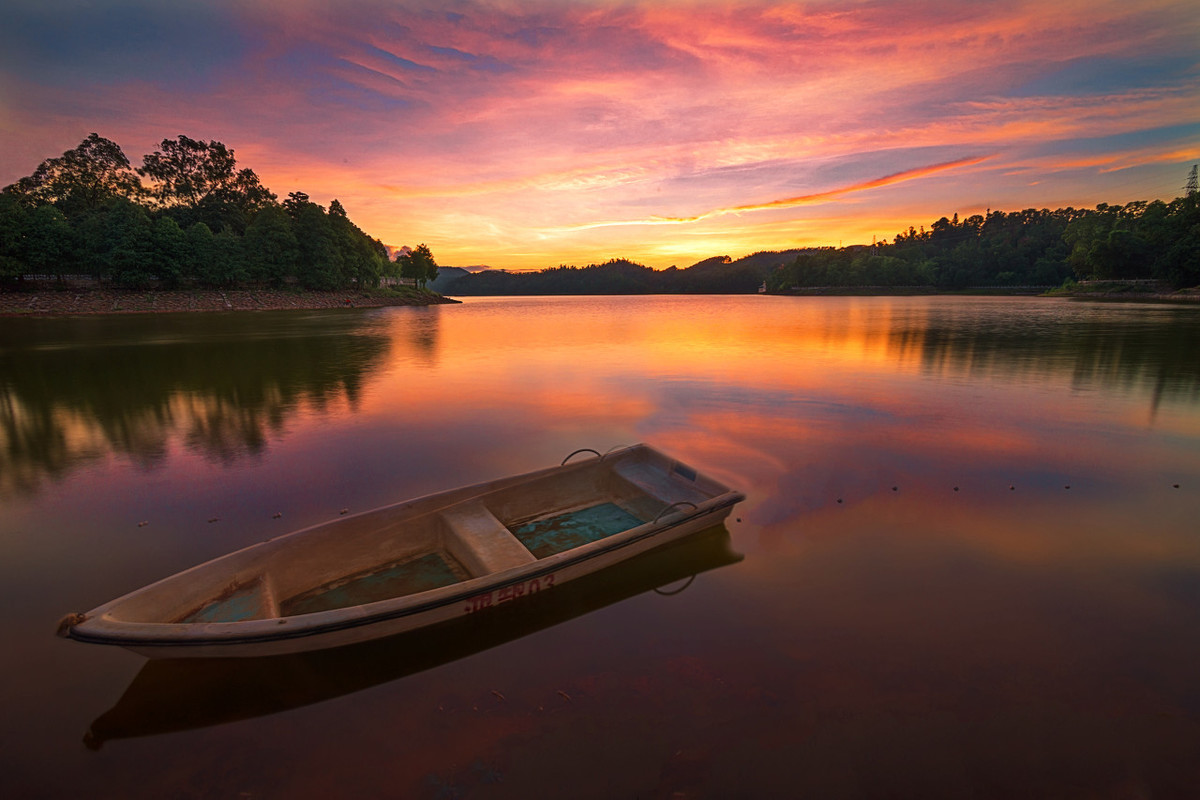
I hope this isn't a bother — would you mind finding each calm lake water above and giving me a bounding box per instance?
[2,295,1200,798]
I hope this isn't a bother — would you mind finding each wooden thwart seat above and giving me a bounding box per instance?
[441,502,536,576]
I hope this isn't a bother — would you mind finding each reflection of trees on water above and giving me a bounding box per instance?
[409,308,440,364]
[0,313,394,496]
[897,307,1200,412]
[391,305,441,368]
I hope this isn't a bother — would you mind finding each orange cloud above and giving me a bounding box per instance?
[548,155,993,233]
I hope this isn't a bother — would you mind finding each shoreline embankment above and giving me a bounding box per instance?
[0,287,459,317]
[774,283,1200,303]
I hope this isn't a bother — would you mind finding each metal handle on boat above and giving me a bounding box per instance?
[561,448,602,466]
[654,575,697,596]
[653,500,698,524]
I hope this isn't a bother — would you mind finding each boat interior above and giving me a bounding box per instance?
[105,448,726,626]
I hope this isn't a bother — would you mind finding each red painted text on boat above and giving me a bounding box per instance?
[464,573,556,613]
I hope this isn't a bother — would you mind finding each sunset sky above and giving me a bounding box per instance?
[2,0,1198,269]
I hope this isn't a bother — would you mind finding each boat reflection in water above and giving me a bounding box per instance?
[85,524,741,748]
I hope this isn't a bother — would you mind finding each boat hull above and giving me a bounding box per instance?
[63,444,745,658]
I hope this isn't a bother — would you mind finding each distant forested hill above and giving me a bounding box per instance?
[427,266,470,293]
[441,251,805,295]
[438,195,1199,296]
[766,200,1199,292]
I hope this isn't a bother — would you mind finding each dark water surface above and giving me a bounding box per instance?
[2,295,1199,798]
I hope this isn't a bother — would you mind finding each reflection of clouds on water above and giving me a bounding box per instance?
[4,296,1198,506]
[591,300,1200,545]
[6,297,1200,797]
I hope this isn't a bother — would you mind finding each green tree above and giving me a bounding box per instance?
[97,200,156,287]
[282,191,311,218]
[399,243,438,289]
[184,222,217,285]
[150,216,189,288]
[365,237,389,289]
[0,194,29,281]
[2,133,143,217]
[293,203,343,289]
[211,229,248,287]
[139,136,275,233]
[420,245,440,288]
[328,199,383,288]
[1158,195,1200,287]
[396,249,419,286]
[25,205,76,281]
[243,205,299,286]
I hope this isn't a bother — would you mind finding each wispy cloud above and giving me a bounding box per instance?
[551,155,995,232]
[2,0,1197,267]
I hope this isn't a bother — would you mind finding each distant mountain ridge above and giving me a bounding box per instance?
[427,266,472,293]
[436,250,808,295]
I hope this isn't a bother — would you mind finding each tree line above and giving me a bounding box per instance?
[5,135,1193,295]
[1,133,438,290]
[768,195,1199,292]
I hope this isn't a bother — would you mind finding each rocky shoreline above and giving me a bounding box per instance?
[0,287,459,316]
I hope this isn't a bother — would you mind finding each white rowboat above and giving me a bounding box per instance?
[60,444,745,658]
[84,526,742,746]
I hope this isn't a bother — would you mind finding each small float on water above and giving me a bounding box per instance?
[59,444,745,659]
